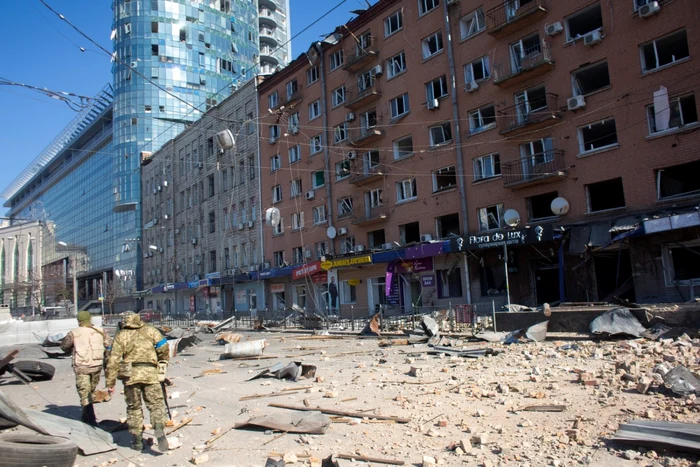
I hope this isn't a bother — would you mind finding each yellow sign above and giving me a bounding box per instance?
[348,279,361,286]
[320,261,334,270]
[329,255,372,268]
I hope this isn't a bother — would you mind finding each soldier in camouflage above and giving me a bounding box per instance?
[105,311,170,452]
[61,310,112,426]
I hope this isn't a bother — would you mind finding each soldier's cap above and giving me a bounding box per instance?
[77,311,92,323]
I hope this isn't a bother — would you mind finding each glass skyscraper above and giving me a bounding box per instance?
[1,0,290,311]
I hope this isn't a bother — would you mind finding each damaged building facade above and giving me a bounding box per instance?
[256,0,700,317]
[141,78,266,316]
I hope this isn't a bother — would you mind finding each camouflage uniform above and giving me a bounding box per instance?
[105,312,169,450]
[61,312,112,425]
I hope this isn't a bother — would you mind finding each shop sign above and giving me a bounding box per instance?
[312,272,327,284]
[421,274,435,287]
[292,261,321,280]
[347,278,361,286]
[320,261,334,270]
[328,255,372,269]
[449,224,553,251]
[396,258,433,274]
[270,283,285,293]
[235,290,247,304]
[205,272,221,280]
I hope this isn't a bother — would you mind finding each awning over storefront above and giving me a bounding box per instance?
[258,265,294,279]
[372,242,445,263]
[292,261,322,280]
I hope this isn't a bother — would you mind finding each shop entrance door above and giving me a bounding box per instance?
[535,266,560,304]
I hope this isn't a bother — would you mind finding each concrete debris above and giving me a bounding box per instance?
[214,332,245,345]
[246,361,317,382]
[235,411,331,434]
[663,365,700,396]
[590,307,647,337]
[220,339,268,358]
[421,316,440,338]
[191,453,210,464]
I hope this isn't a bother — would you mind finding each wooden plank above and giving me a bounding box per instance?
[239,391,300,401]
[267,403,410,423]
[165,417,194,435]
[0,350,20,371]
[335,453,405,465]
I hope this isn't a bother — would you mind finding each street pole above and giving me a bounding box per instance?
[72,255,78,316]
[503,242,511,312]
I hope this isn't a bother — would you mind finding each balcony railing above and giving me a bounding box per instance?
[344,78,381,110]
[259,27,283,45]
[498,93,560,135]
[349,119,383,146]
[283,89,303,107]
[258,8,279,27]
[343,36,378,72]
[352,204,389,225]
[349,157,387,186]
[487,0,548,38]
[493,41,553,87]
[502,149,566,188]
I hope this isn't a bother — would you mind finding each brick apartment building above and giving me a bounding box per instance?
[258,0,700,317]
[141,78,264,317]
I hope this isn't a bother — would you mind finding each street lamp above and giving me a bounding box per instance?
[57,241,78,316]
[501,210,522,312]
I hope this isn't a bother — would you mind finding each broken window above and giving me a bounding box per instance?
[151,22,159,33]
[400,222,420,244]
[641,30,689,73]
[479,255,506,296]
[336,160,350,180]
[587,178,626,212]
[520,137,554,165]
[468,104,496,134]
[338,197,354,217]
[566,3,603,42]
[478,204,504,231]
[528,191,558,220]
[437,268,463,299]
[422,31,443,59]
[340,236,356,254]
[426,75,448,101]
[514,85,547,123]
[647,94,698,134]
[151,44,159,56]
[572,61,610,96]
[291,212,304,231]
[387,51,406,78]
[473,153,501,181]
[396,178,417,202]
[437,213,460,238]
[578,119,618,153]
[393,135,413,160]
[179,27,186,42]
[360,110,378,131]
[464,56,491,84]
[307,66,319,85]
[286,79,298,99]
[370,188,383,207]
[429,122,452,146]
[368,229,386,249]
[460,7,485,40]
[656,160,700,200]
[384,10,403,36]
[331,85,345,107]
[510,34,541,74]
[358,69,374,92]
[390,93,410,119]
[667,245,700,283]
[330,49,344,70]
[419,0,440,16]
[432,166,457,192]
[312,171,325,189]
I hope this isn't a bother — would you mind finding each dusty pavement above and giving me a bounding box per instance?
[1,330,700,467]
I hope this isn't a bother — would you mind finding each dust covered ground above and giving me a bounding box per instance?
[2,330,700,467]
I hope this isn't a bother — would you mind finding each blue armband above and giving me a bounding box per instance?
[106,346,112,351]
[155,338,167,349]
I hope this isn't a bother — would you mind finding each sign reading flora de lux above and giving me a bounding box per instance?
[450,224,554,251]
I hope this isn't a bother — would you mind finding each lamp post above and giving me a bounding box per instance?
[501,210,522,312]
[57,241,78,316]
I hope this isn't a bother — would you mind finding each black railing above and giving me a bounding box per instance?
[501,149,565,187]
[493,41,553,84]
[343,36,378,70]
[486,0,548,33]
[498,92,559,134]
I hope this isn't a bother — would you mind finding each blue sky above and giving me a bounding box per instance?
[0,0,368,210]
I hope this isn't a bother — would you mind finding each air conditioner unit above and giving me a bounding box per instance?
[305,249,312,258]
[175,229,180,234]
[191,238,197,245]
[346,112,355,122]
[247,220,254,228]
[159,247,164,253]
[567,95,586,111]
[305,190,315,200]
[545,22,563,36]
[238,223,244,230]
[420,234,433,242]
[338,227,348,235]
[373,65,383,76]
[639,1,661,17]
[164,214,169,220]
[152,188,157,194]
[163,180,168,187]
[354,245,366,253]
[263,261,271,269]
[583,29,602,46]
[465,81,479,93]
[269,136,278,144]
[427,98,439,110]
[382,242,394,251]
[290,125,299,135]
[157,185,162,191]
[347,151,356,159]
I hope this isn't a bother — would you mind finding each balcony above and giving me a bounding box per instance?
[349,157,387,186]
[282,89,303,107]
[258,8,279,28]
[259,27,282,46]
[352,205,389,226]
[349,121,383,146]
[498,93,560,135]
[343,37,379,72]
[493,41,554,87]
[487,0,548,38]
[260,46,279,65]
[258,0,280,9]
[502,149,566,189]
[344,79,381,110]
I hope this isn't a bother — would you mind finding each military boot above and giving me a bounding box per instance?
[84,404,98,427]
[130,434,144,451]
[154,423,168,451]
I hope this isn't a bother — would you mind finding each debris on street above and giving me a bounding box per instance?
[235,411,331,434]
[247,361,317,382]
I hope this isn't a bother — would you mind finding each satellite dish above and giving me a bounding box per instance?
[216,129,236,150]
[550,197,570,216]
[503,209,521,228]
[265,207,281,227]
[326,226,337,239]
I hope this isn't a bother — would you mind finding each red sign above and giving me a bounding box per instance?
[312,272,328,284]
[292,261,321,280]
